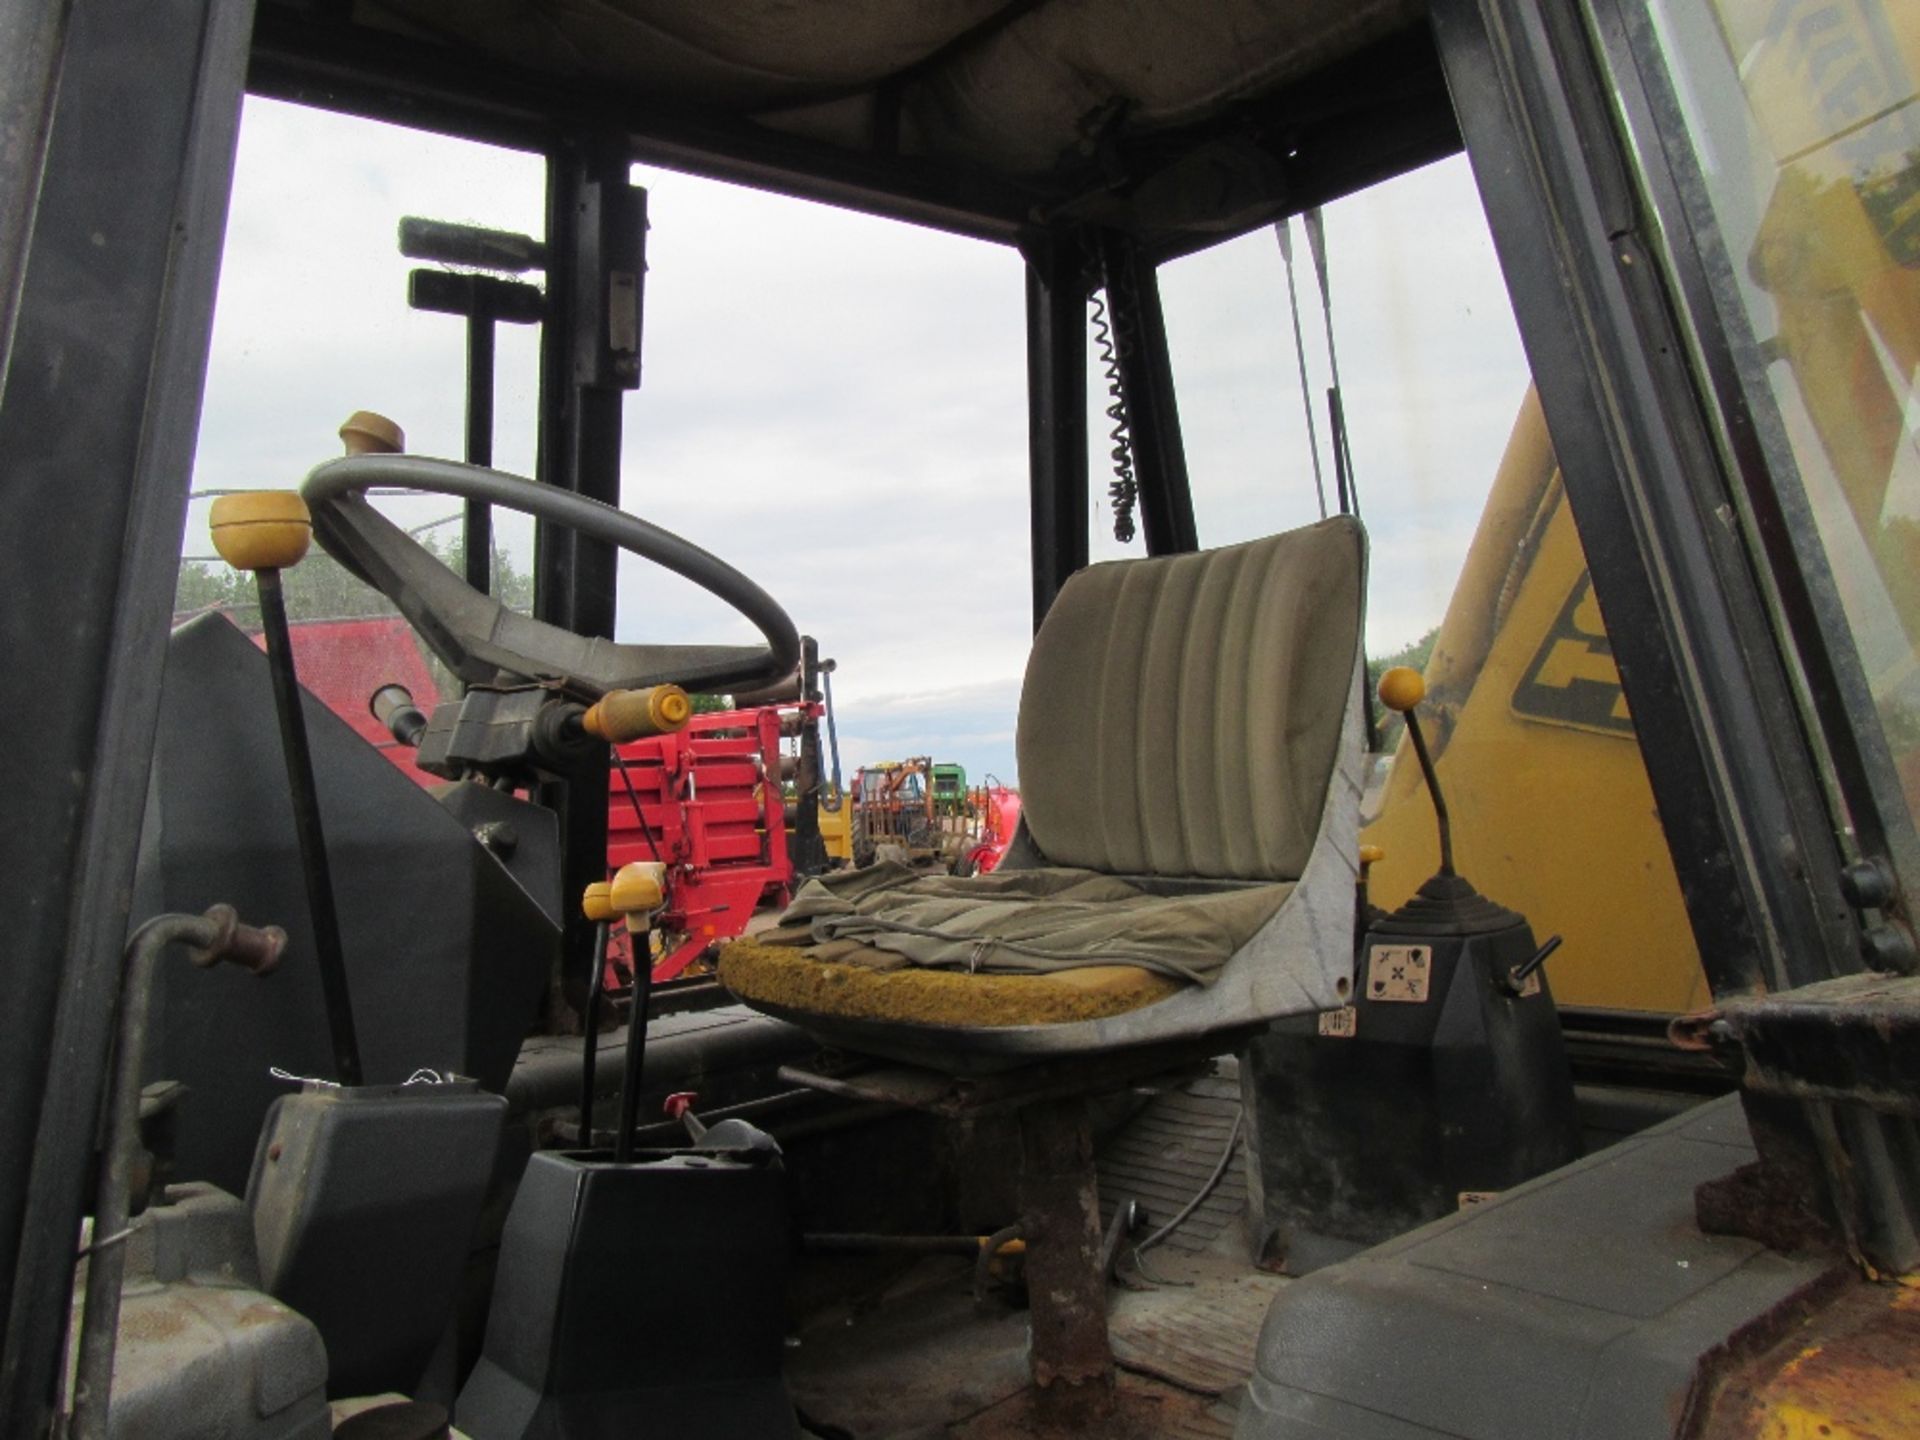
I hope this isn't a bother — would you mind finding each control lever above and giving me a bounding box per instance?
[1356,842,1385,937]
[1506,934,1563,996]
[662,1092,780,1155]
[663,1091,705,1143]
[368,683,427,748]
[605,862,669,1162]
[211,487,363,1087]
[576,684,692,743]
[578,880,616,1140]
[1378,667,1454,876]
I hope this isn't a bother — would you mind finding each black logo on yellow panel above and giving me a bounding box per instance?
[1511,573,1634,737]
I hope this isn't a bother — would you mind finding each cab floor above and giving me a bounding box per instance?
[788,1063,1274,1440]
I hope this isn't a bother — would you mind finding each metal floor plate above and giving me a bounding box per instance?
[1098,1064,1247,1255]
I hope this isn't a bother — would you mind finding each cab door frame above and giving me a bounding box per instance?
[1433,0,1920,1268]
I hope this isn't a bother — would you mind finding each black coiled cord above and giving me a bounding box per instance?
[1089,289,1139,544]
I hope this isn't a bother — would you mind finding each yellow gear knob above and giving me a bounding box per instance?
[582,686,692,743]
[208,491,312,571]
[609,861,668,924]
[1377,666,1426,714]
[582,880,614,923]
[1358,844,1385,868]
[339,410,405,456]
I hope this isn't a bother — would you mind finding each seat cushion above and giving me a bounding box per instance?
[716,861,1292,1029]
[1018,516,1364,881]
[717,941,1181,1028]
[778,860,1290,982]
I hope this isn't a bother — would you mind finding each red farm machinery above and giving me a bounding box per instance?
[222,611,837,989]
[603,691,827,985]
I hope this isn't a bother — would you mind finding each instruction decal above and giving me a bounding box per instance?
[1318,1006,1358,1038]
[1511,571,1635,737]
[1367,945,1431,1003]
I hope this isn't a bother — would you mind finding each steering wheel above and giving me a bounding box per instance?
[301,454,800,698]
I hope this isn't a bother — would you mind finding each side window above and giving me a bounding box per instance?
[1629,1,1920,891]
[184,101,1038,793]
[616,169,1031,782]
[1148,156,1714,1014]
[182,98,545,750]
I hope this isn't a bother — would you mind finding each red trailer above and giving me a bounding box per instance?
[604,700,821,983]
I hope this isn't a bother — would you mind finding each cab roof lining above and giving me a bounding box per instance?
[252,0,1452,251]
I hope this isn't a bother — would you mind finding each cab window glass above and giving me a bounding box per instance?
[1145,155,1713,1014]
[181,98,544,731]
[1641,0,1920,864]
[184,103,1036,788]
[616,171,1030,779]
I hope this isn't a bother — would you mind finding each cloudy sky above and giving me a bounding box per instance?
[187,97,1533,783]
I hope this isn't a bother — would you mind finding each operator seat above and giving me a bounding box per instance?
[718,516,1367,1072]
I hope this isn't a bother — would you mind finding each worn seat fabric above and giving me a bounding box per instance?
[1017,519,1359,881]
[717,517,1366,1057]
[773,860,1293,984]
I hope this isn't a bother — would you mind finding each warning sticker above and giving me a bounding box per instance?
[1511,571,1635,737]
[1317,1006,1358,1038]
[1366,945,1431,1003]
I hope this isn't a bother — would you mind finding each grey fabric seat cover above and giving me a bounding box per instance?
[775,518,1365,982]
[1019,517,1364,881]
[783,861,1291,984]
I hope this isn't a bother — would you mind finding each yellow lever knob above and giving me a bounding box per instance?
[1358,844,1385,868]
[583,686,692,743]
[339,410,405,456]
[609,861,668,921]
[1377,666,1426,714]
[582,880,614,923]
[209,491,312,571]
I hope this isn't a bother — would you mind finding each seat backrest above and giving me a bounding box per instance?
[1015,517,1365,881]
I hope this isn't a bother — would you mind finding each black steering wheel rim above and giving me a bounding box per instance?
[301,454,800,698]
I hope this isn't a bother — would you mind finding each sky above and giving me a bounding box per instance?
[186,97,1534,784]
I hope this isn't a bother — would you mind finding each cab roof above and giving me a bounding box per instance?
[251,0,1457,257]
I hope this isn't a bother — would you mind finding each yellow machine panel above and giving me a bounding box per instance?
[816,787,853,864]
[1362,391,1711,1015]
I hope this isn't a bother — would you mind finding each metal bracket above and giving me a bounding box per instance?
[1671,974,1920,1117]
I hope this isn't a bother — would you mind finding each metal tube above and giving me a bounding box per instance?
[69,906,283,1440]
[578,919,608,1136]
[256,568,364,1085]
[1017,1095,1113,1394]
[464,313,495,593]
[1273,219,1328,520]
[974,1220,1028,1304]
[613,925,655,1163]
[1329,388,1351,517]
[1304,206,1359,514]
[1024,235,1089,627]
[1404,711,1454,877]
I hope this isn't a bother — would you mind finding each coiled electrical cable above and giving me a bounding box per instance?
[1089,289,1139,544]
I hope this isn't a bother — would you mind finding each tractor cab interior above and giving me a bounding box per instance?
[6,2,1920,1439]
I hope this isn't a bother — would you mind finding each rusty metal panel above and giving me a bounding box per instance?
[1689,1276,1920,1438]
[1685,975,1920,1117]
